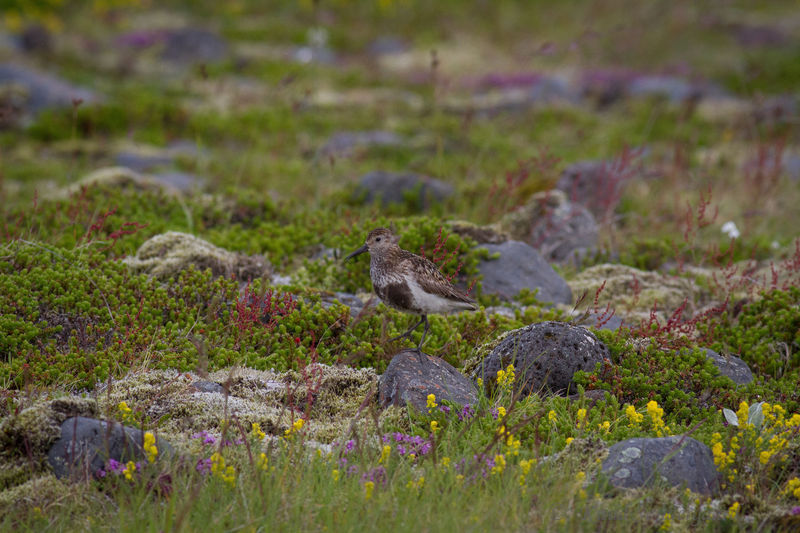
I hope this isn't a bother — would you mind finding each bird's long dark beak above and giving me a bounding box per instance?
[344,244,368,261]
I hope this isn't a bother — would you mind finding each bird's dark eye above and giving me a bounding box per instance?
[376,237,381,242]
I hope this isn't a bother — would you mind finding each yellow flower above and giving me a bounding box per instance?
[426,394,437,410]
[575,471,586,481]
[364,481,375,500]
[505,433,521,455]
[251,422,266,440]
[284,418,305,438]
[497,406,506,418]
[491,454,507,475]
[548,410,557,423]
[625,404,643,426]
[430,420,440,433]
[783,478,800,500]
[118,401,133,422]
[660,513,672,531]
[441,456,451,468]
[379,444,391,464]
[257,452,269,471]
[565,437,574,446]
[332,469,340,481]
[519,459,534,476]
[143,431,158,463]
[727,501,739,519]
[122,460,136,481]
[736,401,749,427]
[497,364,516,388]
[477,378,483,389]
[599,420,610,432]
[576,408,586,426]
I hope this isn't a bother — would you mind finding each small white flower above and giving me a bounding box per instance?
[721,221,740,239]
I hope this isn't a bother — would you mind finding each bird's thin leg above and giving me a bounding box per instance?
[389,315,425,343]
[416,315,430,351]
[416,315,429,365]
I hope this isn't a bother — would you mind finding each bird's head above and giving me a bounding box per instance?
[344,227,398,260]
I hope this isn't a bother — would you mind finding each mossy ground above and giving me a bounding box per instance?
[2,0,800,530]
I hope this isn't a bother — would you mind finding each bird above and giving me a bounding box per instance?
[344,227,477,358]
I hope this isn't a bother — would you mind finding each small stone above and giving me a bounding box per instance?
[703,348,753,386]
[476,241,573,304]
[473,321,610,396]
[379,350,478,411]
[47,417,173,480]
[189,381,225,394]
[355,171,453,209]
[160,28,228,65]
[602,436,720,495]
[318,130,403,157]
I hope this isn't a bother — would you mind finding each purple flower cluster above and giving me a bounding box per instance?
[361,466,387,486]
[457,404,474,421]
[107,458,124,474]
[192,430,216,445]
[383,433,432,457]
[196,458,212,474]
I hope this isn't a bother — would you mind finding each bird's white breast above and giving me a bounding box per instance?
[404,274,474,314]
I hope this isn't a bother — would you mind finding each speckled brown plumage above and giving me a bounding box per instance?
[345,227,477,354]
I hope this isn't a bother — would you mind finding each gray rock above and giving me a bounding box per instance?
[356,171,453,209]
[189,380,225,394]
[573,310,625,331]
[318,130,403,157]
[703,348,753,386]
[151,171,203,192]
[525,193,599,264]
[379,350,478,411]
[367,36,409,56]
[161,28,228,65]
[474,321,609,396]
[115,152,173,172]
[48,416,172,479]
[476,241,572,304]
[0,63,98,115]
[557,156,645,220]
[627,75,698,103]
[602,436,720,495]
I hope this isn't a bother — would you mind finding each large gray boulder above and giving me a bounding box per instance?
[472,321,609,396]
[379,350,478,411]
[477,241,572,304]
[703,348,753,386]
[47,417,173,479]
[356,170,453,209]
[602,436,720,495]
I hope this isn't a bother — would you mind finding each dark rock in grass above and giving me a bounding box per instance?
[367,36,410,56]
[476,241,573,304]
[48,417,173,480]
[318,130,403,157]
[151,171,203,192]
[602,436,720,495]
[115,151,174,172]
[0,63,98,115]
[703,348,753,386]
[19,24,54,55]
[573,310,625,331]
[355,170,453,209]
[189,380,225,394]
[556,155,647,220]
[379,350,478,411]
[500,189,599,264]
[160,28,228,65]
[473,321,609,396]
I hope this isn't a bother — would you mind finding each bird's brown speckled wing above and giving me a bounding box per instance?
[399,251,477,307]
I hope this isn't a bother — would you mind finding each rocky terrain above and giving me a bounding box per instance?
[1,1,800,531]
